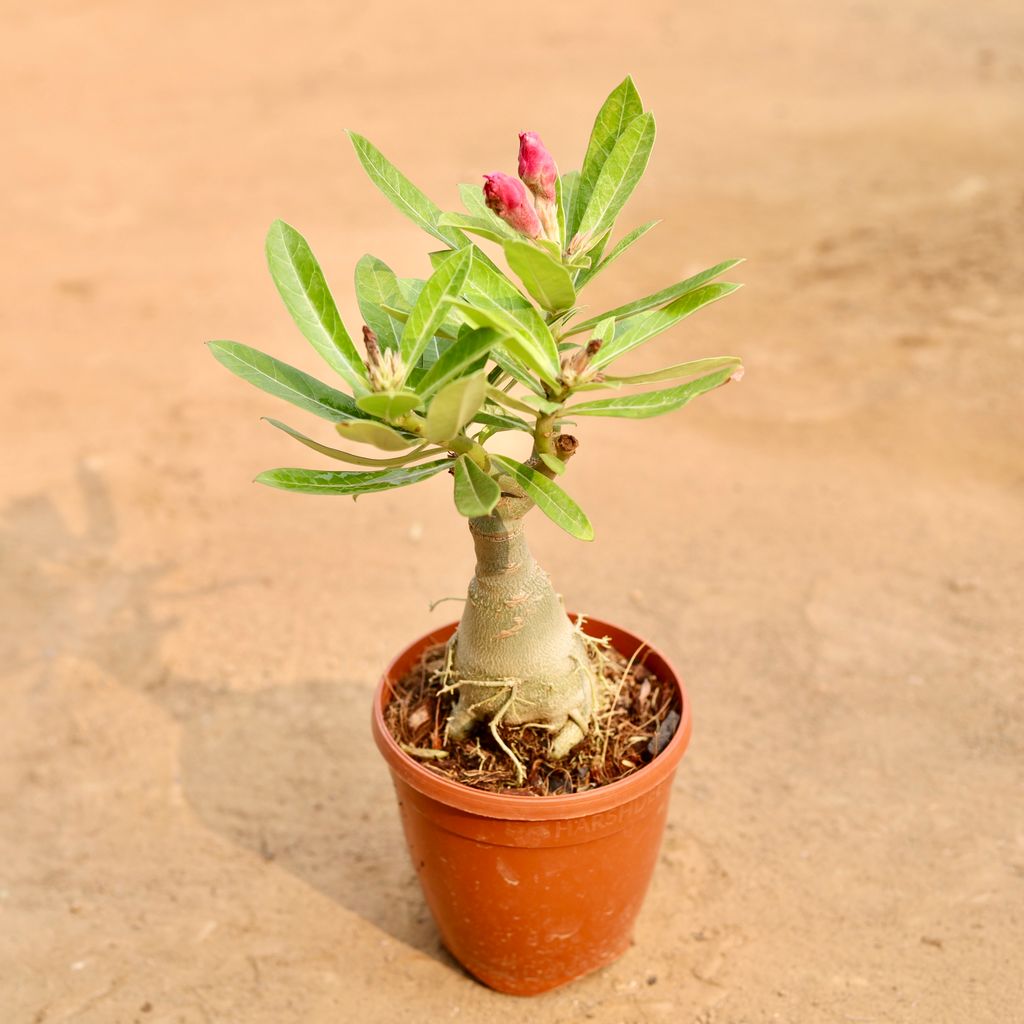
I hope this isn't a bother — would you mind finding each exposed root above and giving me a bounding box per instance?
[384,636,680,795]
[488,689,527,783]
[433,639,457,696]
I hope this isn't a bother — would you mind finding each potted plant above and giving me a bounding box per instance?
[209,76,742,995]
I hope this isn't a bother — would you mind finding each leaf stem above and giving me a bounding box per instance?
[448,433,489,470]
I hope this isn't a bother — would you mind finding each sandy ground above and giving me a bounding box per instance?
[3,1,1023,1021]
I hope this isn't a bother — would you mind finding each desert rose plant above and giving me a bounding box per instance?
[209,77,742,783]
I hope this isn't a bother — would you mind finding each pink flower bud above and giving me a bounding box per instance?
[483,173,541,238]
[517,131,558,203]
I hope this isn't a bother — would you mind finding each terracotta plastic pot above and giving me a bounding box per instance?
[371,616,692,996]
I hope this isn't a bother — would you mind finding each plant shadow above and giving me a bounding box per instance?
[166,672,450,961]
[2,463,453,965]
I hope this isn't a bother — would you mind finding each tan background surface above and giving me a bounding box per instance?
[2,1,1022,1021]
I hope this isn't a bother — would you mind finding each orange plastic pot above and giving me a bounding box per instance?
[371,616,692,996]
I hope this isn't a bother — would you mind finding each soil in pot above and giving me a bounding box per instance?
[383,626,682,795]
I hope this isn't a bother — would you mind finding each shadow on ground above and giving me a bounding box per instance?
[1,464,454,966]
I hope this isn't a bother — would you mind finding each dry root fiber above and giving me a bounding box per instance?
[385,633,681,796]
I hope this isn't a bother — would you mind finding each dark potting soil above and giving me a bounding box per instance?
[383,637,681,795]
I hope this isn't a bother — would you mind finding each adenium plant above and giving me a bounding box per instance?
[209,77,742,782]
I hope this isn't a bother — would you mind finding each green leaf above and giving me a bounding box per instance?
[264,418,438,467]
[419,338,452,379]
[570,77,644,237]
[575,220,659,289]
[379,302,410,323]
[453,455,501,517]
[450,300,559,388]
[335,419,417,450]
[472,409,533,434]
[557,172,576,249]
[592,316,616,343]
[555,175,566,249]
[208,340,365,422]
[538,453,566,476]
[486,386,560,416]
[576,113,656,242]
[491,456,594,541]
[537,239,563,263]
[559,170,580,235]
[593,283,741,369]
[584,229,612,265]
[379,301,460,338]
[354,255,406,352]
[438,212,516,244]
[396,276,424,306]
[432,249,561,382]
[484,385,542,418]
[400,247,473,371]
[256,460,451,496]
[424,373,487,443]
[603,355,742,386]
[489,351,547,396]
[502,240,576,313]
[355,390,422,420]
[393,278,463,364]
[417,327,498,396]
[265,220,369,393]
[568,259,743,336]
[564,253,591,271]
[348,132,467,248]
[568,366,737,418]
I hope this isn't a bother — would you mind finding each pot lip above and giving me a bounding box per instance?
[371,615,692,822]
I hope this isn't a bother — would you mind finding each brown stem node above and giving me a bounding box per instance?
[555,434,579,459]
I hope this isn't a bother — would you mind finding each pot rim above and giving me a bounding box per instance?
[371,615,692,821]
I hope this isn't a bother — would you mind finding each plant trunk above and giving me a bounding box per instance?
[446,499,602,774]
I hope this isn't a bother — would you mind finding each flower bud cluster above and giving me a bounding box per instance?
[483,132,560,242]
[560,338,603,388]
[362,325,405,391]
